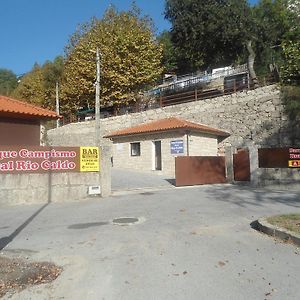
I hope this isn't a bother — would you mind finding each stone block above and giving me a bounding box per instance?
[1,174,29,189]
[50,173,69,185]
[67,172,99,186]
[28,174,49,188]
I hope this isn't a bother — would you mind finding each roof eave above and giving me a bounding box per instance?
[0,111,62,120]
[105,127,230,139]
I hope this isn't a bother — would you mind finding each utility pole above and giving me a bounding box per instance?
[95,47,101,146]
[56,82,60,128]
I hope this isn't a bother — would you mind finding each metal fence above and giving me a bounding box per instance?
[60,73,275,126]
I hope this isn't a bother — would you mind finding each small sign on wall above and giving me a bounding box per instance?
[80,147,100,172]
[170,140,184,154]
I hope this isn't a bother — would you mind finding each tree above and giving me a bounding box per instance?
[12,64,45,106]
[61,6,163,114]
[12,57,64,110]
[157,31,178,73]
[165,0,252,73]
[42,56,64,109]
[280,40,300,84]
[0,69,18,96]
[251,0,300,77]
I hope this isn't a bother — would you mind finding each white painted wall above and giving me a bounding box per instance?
[188,132,218,156]
[111,131,218,176]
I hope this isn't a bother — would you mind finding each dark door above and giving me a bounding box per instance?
[233,149,250,181]
[154,141,162,170]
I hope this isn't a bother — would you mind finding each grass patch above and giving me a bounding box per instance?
[267,214,300,235]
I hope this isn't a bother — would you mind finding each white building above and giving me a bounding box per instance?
[105,117,230,176]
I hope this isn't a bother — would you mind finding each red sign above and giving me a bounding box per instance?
[258,147,300,168]
[0,146,98,173]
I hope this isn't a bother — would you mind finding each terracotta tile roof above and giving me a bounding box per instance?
[105,117,230,138]
[0,95,61,120]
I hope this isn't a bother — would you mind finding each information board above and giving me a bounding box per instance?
[170,140,184,154]
[80,147,100,172]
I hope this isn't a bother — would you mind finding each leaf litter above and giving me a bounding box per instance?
[0,255,62,298]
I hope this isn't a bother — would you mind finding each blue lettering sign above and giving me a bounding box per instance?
[170,140,184,154]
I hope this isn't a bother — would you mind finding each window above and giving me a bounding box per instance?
[130,142,141,156]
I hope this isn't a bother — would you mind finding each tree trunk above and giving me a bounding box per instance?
[247,40,259,88]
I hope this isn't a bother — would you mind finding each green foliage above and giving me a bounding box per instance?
[251,0,300,77]
[157,31,178,73]
[282,85,300,120]
[0,69,18,96]
[42,56,64,109]
[165,0,252,73]
[61,6,163,113]
[12,57,64,110]
[281,40,300,84]
[12,64,45,106]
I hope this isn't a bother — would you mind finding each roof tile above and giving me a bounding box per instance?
[0,95,61,120]
[105,117,230,138]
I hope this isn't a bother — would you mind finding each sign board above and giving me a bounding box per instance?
[80,147,100,172]
[170,140,184,154]
[258,147,300,168]
[288,160,300,167]
[0,146,100,173]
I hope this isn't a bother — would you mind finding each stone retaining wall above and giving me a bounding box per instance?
[0,172,100,206]
[47,84,299,189]
[0,146,111,206]
[258,168,300,190]
[48,85,298,150]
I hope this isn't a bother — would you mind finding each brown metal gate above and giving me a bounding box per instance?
[233,149,250,181]
[175,156,226,186]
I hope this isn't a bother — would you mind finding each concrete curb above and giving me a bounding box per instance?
[257,217,300,246]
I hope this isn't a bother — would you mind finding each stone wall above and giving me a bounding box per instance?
[0,172,100,206]
[258,168,300,189]
[47,85,298,150]
[47,84,299,188]
[0,145,111,206]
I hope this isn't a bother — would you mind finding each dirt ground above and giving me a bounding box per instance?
[0,255,62,298]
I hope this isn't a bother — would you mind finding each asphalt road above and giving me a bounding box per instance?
[1,184,300,300]
[111,168,174,191]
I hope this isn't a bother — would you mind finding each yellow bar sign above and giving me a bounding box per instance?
[288,160,300,167]
[80,147,100,172]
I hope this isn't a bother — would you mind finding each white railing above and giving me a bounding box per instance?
[146,64,248,96]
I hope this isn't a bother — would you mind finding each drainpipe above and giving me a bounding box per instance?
[186,131,190,156]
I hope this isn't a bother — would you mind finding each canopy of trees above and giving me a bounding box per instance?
[163,0,300,81]
[165,0,252,72]
[12,57,64,110]
[1,1,298,116]
[0,69,18,96]
[61,6,163,113]
[251,0,300,78]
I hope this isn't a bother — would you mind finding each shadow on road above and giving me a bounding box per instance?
[0,203,50,250]
[204,184,300,208]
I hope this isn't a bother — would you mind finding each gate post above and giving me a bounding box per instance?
[248,144,259,187]
[100,145,112,197]
[225,146,234,183]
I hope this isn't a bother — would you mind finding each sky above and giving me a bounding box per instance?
[0,0,258,76]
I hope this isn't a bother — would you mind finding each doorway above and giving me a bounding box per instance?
[153,141,162,170]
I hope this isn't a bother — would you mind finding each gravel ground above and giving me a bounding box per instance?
[0,255,62,298]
